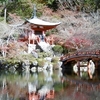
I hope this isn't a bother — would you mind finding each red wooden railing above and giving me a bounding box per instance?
[60,50,100,62]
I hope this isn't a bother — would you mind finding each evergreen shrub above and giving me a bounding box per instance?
[52,45,63,54]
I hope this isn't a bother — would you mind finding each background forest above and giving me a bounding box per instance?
[0,0,100,17]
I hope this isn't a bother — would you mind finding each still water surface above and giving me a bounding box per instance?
[0,68,100,100]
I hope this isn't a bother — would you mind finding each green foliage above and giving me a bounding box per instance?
[95,0,100,11]
[6,2,32,18]
[82,0,95,12]
[1,0,99,19]
[63,46,68,54]
[46,0,55,5]
[0,17,3,21]
[37,58,46,67]
[32,0,55,5]
[0,1,44,19]
[47,0,58,11]
[52,57,59,62]
[52,45,63,54]
[46,31,51,36]
[1,0,100,16]
[54,82,69,92]
[54,83,63,92]
[0,2,27,17]
[33,0,58,11]
[0,0,6,5]
[38,52,52,58]
[46,29,58,36]
[82,72,89,80]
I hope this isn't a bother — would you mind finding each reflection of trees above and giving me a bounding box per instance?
[43,70,53,82]
[0,69,62,99]
[0,56,63,99]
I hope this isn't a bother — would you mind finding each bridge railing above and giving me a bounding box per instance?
[60,50,100,61]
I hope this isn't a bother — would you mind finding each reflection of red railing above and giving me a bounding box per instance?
[0,88,7,95]
[46,90,55,99]
[28,92,39,100]
[28,89,55,100]
[61,50,100,62]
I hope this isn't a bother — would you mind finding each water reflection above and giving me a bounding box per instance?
[0,68,100,100]
[0,68,63,100]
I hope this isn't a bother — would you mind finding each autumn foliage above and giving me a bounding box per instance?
[64,35,92,50]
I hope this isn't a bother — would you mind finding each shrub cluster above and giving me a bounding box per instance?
[52,45,63,54]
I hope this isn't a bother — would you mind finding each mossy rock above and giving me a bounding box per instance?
[38,52,52,58]
[52,62,59,70]
[52,57,59,63]
[37,58,46,67]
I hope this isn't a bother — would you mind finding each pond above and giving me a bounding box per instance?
[0,66,100,100]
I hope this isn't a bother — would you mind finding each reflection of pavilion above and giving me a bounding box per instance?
[28,86,55,100]
[19,5,60,53]
[27,70,55,100]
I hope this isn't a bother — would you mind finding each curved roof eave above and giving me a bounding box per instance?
[26,17,61,26]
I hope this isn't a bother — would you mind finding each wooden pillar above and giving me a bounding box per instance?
[29,33,30,44]
[77,61,80,77]
[95,60,98,78]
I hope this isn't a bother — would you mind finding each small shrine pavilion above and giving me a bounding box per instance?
[25,16,60,45]
[20,5,60,53]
